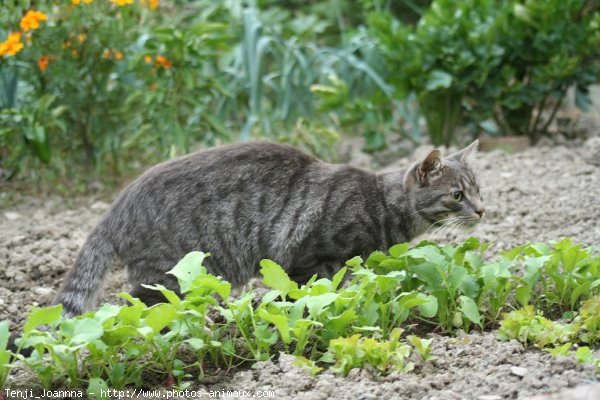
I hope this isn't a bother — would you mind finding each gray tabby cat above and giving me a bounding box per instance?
[55,140,484,317]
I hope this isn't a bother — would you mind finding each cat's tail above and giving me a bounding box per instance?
[53,224,116,317]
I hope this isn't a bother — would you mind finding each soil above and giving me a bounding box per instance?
[2,137,600,399]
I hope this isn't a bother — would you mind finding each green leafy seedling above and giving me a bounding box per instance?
[407,335,435,362]
[260,259,298,299]
[0,321,13,389]
[293,356,323,375]
[167,251,210,293]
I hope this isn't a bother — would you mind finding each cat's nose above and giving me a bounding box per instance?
[476,208,485,218]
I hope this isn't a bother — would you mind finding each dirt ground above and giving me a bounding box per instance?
[2,135,600,399]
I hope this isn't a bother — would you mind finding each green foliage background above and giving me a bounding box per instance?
[1,0,599,186]
[0,0,398,185]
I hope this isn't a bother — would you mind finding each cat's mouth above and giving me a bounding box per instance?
[464,217,481,227]
[461,214,483,227]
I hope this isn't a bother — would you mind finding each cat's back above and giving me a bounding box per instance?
[139,141,319,185]
[108,142,324,215]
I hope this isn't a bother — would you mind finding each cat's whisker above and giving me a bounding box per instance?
[430,215,471,237]
[417,210,481,237]
[435,216,460,224]
[444,220,458,235]
[447,220,462,236]
[431,217,460,236]
[434,220,454,236]
[433,224,446,236]
[425,216,459,234]
[427,220,448,235]
[449,221,464,237]
[425,223,437,234]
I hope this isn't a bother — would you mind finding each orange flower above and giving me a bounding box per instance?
[72,0,94,4]
[103,49,124,60]
[141,0,159,9]
[78,33,87,43]
[0,32,24,57]
[110,0,134,6]
[144,55,153,63]
[38,55,55,72]
[20,10,48,32]
[155,55,172,69]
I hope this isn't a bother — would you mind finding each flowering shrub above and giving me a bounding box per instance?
[0,0,230,179]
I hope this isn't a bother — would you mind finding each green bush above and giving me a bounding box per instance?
[369,0,600,145]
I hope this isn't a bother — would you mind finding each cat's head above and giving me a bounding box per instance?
[403,140,484,230]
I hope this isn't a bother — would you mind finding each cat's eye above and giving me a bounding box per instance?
[452,191,463,201]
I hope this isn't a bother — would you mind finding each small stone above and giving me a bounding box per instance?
[580,137,600,166]
[479,396,502,400]
[90,201,109,210]
[347,368,361,378]
[3,211,21,221]
[511,366,528,377]
[32,287,54,296]
[358,394,377,400]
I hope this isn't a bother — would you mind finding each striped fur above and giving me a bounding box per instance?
[54,141,484,316]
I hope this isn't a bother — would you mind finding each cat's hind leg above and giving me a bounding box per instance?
[289,260,342,284]
[126,261,182,306]
[129,283,181,306]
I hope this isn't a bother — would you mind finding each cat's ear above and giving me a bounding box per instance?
[403,149,443,188]
[417,149,442,183]
[450,140,479,163]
